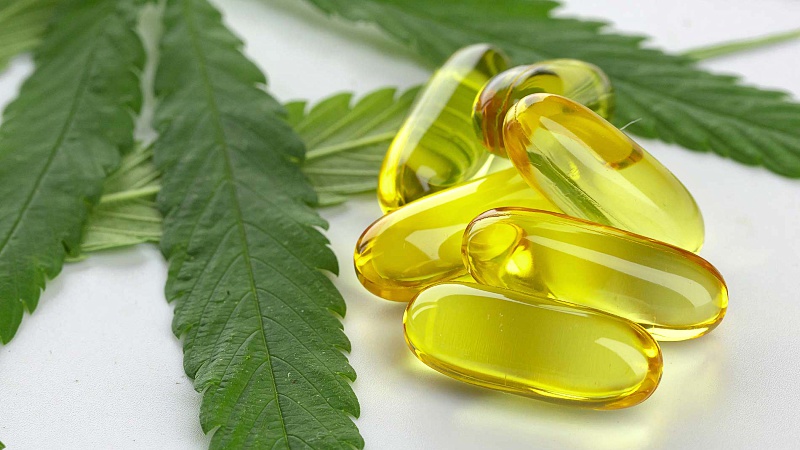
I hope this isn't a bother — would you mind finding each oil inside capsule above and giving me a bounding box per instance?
[503,93,705,252]
[404,282,663,409]
[473,60,614,157]
[356,168,559,302]
[463,208,728,341]
[377,44,509,213]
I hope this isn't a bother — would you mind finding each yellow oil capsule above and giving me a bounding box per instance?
[473,59,614,157]
[463,208,728,341]
[355,168,559,302]
[378,44,510,212]
[404,282,663,409]
[504,93,705,252]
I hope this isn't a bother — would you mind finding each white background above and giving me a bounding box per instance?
[1,0,799,448]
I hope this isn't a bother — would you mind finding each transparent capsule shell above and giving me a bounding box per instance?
[473,59,614,157]
[463,208,728,340]
[503,93,705,251]
[355,168,559,301]
[404,282,663,409]
[377,44,510,212]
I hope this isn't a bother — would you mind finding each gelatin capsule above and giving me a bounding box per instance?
[378,44,510,212]
[355,168,559,302]
[463,208,728,341]
[504,93,705,252]
[473,60,614,157]
[404,282,663,409]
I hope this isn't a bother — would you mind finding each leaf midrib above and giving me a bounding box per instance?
[0,19,102,261]
[180,0,290,444]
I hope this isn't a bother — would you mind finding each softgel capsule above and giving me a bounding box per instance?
[503,93,705,251]
[463,208,727,341]
[378,44,509,212]
[404,282,663,409]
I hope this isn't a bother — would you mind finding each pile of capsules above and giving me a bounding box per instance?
[354,44,728,410]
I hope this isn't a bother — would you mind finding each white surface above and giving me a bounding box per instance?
[1,0,799,448]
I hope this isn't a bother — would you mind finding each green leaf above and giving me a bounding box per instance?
[73,144,161,259]
[0,439,4,449]
[290,86,420,206]
[152,0,361,448]
[75,87,419,255]
[301,0,800,177]
[0,0,58,73]
[0,0,144,344]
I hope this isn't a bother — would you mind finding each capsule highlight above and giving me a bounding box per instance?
[473,60,614,156]
[404,282,663,409]
[463,208,727,341]
[378,44,510,212]
[503,93,705,252]
[355,168,559,301]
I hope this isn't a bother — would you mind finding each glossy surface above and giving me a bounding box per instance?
[356,168,559,301]
[378,44,509,212]
[464,209,728,340]
[473,60,613,156]
[404,283,663,409]
[503,94,705,251]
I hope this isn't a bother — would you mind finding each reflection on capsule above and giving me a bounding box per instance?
[404,282,663,409]
[378,44,510,213]
[473,59,614,157]
[503,93,705,251]
[355,168,559,302]
[463,208,728,341]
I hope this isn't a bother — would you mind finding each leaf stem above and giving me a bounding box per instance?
[305,131,396,160]
[684,28,800,60]
[99,185,161,204]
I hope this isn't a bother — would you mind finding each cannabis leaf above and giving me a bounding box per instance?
[287,86,419,205]
[74,144,161,259]
[302,0,800,177]
[0,0,57,72]
[0,0,144,343]
[153,0,361,447]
